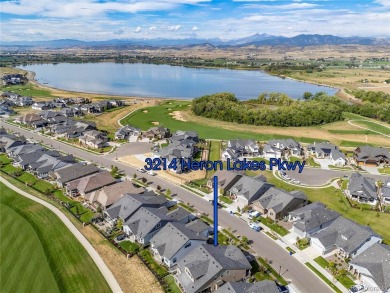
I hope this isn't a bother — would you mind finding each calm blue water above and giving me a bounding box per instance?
[19,63,337,100]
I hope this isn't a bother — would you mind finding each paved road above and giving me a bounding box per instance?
[2,122,333,293]
[0,176,123,293]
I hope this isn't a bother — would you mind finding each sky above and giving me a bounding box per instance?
[0,0,389,41]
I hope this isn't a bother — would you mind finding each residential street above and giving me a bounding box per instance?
[1,121,334,293]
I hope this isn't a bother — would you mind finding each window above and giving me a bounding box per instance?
[172,258,177,263]
[184,242,191,248]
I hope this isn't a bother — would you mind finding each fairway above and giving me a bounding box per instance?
[0,183,111,293]
[121,100,390,147]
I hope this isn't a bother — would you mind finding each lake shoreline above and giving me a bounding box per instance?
[17,62,338,100]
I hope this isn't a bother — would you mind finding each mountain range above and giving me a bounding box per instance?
[2,34,389,48]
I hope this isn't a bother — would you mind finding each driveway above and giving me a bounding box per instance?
[314,158,332,170]
[2,121,336,293]
[107,142,153,159]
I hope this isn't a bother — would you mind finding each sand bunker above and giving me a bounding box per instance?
[151,121,160,125]
[169,111,187,122]
[143,110,148,113]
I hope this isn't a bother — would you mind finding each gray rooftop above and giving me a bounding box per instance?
[215,281,280,293]
[150,222,208,259]
[54,163,100,184]
[254,187,307,213]
[105,192,166,221]
[289,202,340,232]
[228,176,272,202]
[176,244,251,293]
[348,172,378,200]
[311,216,380,254]
[350,243,390,291]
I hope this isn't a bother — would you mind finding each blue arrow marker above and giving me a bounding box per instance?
[213,175,218,247]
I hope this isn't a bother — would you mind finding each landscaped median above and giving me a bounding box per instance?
[314,256,356,289]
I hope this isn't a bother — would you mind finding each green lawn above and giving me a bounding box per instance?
[0,182,111,293]
[259,217,289,236]
[378,167,390,175]
[314,256,329,269]
[1,164,21,175]
[138,249,168,278]
[0,154,12,164]
[305,157,320,167]
[0,84,52,97]
[219,196,233,204]
[305,263,342,293]
[250,260,273,282]
[164,275,181,293]
[120,100,314,142]
[32,179,54,193]
[17,172,37,184]
[257,257,288,286]
[119,240,140,254]
[353,120,390,135]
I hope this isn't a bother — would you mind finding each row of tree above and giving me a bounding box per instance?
[192,90,390,126]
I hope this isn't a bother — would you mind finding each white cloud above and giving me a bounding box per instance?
[243,3,319,9]
[192,26,199,31]
[135,26,142,33]
[149,26,157,31]
[167,25,181,31]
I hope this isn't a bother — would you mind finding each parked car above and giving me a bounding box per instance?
[116,233,126,241]
[248,222,261,232]
[248,210,261,219]
[209,200,223,208]
[349,285,366,293]
[137,168,146,173]
[147,170,156,176]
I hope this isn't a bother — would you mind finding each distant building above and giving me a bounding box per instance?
[354,146,390,166]
[346,173,378,205]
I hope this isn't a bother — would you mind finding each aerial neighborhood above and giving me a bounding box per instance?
[1,115,390,293]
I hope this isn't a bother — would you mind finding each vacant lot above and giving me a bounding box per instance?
[0,182,110,293]
[121,100,390,147]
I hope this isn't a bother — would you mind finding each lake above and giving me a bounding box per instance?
[18,63,337,99]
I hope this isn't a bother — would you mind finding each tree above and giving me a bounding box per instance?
[166,189,171,197]
[157,185,162,191]
[133,173,137,179]
[241,236,249,246]
[303,92,313,100]
[141,177,147,184]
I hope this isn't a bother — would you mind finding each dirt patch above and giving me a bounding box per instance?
[151,121,160,125]
[169,111,187,122]
[81,226,163,293]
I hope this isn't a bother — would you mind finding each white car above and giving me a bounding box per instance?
[248,222,261,232]
[349,285,366,293]
[137,168,146,173]
[147,170,156,176]
[248,211,260,219]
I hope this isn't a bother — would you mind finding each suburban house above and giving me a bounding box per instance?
[78,130,107,149]
[310,216,382,258]
[18,113,44,127]
[174,244,252,293]
[381,178,390,205]
[104,192,169,223]
[252,187,307,220]
[353,146,390,166]
[214,281,281,293]
[263,139,302,159]
[143,126,171,140]
[66,171,116,197]
[156,131,199,173]
[7,143,44,158]
[0,105,14,115]
[65,121,96,139]
[50,162,100,188]
[346,173,378,205]
[85,180,145,208]
[0,135,26,152]
[32,101,52,111]
[13,150,58,170]
[123,206,189,245]
[222,139,260,160]
[206,170,242,195]
[288,202,340,238]
[115,125,141,140]
[227,176,273,207]
[349,243,390,293]
[307,142,347,166]
[28,153,76,179]
[150,222,208,268]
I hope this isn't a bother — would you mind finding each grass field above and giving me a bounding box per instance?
[0,182,111,293]
[120,100,390,147]
[18,172,38,184]
[32,179,54,193]
[0,154,12,164]
[0,83,52,97]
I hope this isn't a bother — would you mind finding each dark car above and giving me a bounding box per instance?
[116,233,126,241]
[209,200,223,208]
